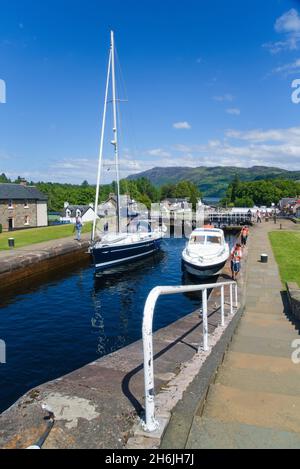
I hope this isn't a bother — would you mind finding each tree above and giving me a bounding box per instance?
[230,174,240,203]
[235,197,255,208]
[0,173,10,183]
[160,180,202,209]
[160,183,177,199]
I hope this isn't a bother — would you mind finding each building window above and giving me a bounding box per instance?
[8,200,13,209]
[76,209,81,217]
[24,215,30,226]
[24,200,29,208]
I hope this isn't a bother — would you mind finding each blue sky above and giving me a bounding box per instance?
[1,0,300,183]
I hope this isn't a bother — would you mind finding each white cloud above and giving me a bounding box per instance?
[275,8,300,34]
[0,79,6,104]
[226,108,240,115]
[213,94,234,102]
[147,148,171,157]
[171,124,300,170]
[48,156,143,184]
[225,126,300,143]
[173,121,191,130]
[272,58,300,75]
[46,126,300,181]
[264,8,300,54]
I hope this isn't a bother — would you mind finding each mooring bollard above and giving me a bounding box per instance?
[8,238,15,249]
[261,253,268,263]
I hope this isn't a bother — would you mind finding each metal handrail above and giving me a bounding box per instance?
[142,280,238,432]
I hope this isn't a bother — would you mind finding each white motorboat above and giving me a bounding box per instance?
[182,227,229,278]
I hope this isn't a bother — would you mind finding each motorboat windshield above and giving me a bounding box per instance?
[189,231,223,246]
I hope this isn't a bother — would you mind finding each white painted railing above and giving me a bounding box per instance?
[142,280,238,432]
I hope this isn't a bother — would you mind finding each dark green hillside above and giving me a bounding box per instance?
[127,166,300,198]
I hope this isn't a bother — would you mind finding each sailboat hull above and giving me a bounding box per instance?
[91,237,162,274]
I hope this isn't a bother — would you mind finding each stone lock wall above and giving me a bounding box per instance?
[287,282,300,320]
[0,200,38,231]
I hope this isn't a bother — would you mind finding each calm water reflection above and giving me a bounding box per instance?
[0,235,236,413]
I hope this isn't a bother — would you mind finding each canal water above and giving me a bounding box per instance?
[0,235,236,413]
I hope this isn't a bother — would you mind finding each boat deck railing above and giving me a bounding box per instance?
[142,280,238,432]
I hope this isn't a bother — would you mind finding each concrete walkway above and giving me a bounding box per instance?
[182,220,300,448]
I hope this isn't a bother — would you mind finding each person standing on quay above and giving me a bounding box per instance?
[241,226,249,247]
[230,243,242,280]
[256,209,262,223]
[75,215,83,241]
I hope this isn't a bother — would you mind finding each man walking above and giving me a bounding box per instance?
[256,210,262,223]
[75,215,83,241]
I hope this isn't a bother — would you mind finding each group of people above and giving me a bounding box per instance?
[256,209,277,224]
[230,225,249,280]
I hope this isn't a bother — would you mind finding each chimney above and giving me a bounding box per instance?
[64,202,69,209]
[20,178,27,186]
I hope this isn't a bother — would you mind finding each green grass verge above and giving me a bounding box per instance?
[269,231,300,288]
[0,223,92,251]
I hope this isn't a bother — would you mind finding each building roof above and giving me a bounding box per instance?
[280,197,297,205]
[0,183,48,201]
[162,198,190,203]
[105,194,134,206]
[63,205,94,217]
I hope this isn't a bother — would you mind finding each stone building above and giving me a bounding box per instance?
[0,183,48,231]
[98,193,138,218]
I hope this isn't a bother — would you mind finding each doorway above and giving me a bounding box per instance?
[8,218,13,231]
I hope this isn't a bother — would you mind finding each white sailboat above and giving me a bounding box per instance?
[90,31,164,275]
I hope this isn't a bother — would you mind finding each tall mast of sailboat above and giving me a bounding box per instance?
[92,37,112,241]
[110,30,121,234]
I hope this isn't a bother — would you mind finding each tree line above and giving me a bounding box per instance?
[221,175,300,207]
[0,173,202,212]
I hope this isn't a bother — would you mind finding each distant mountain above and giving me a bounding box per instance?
[127,166,300,198]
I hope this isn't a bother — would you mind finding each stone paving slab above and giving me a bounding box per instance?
[216,361,300,397]
[185,417,300,449]
[230,334,295,359]
[243,311,293,321]
[222,351,300,374]
[235,321,299,341]
[201,383,300,434]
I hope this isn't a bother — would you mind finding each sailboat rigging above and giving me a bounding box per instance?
[90,31,164,275]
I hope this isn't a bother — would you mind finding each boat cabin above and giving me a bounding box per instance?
[189,229,224,246]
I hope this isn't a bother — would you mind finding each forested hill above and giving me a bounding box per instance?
[127,166,300,198]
